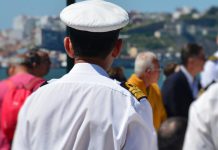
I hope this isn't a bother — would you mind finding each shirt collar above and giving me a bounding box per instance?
[69,63,109,77]
[180,65,194,86]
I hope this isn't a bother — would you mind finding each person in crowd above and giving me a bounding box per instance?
[12,1,157,150]
[0,51,46,149]
[0,51,46,102]
[5,49,51,78]
[32,49,51,78]
[183,82,218,150]
[108,66,126,82]
[162,43,205,117]
[163,62,179,78]
[200,50,218,90]
[158,117,187,150]
[0,132,10,150]
[128,51,167,130]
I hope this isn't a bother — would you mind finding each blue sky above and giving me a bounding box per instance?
[0,0,218,29]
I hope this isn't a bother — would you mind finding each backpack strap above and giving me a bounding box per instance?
[120,82,147,101]
[5,78,44,92]
[40,81,48,87]
[5,80,16,90]
[23,78,45,92]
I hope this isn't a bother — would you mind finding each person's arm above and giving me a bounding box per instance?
[118,82,157,150]
[155,84,167,122]
[161,79,177,116]
[183,103,214,150]
[160,99,167,122]
[122,98,157,150]
[122,116,157,150]
[12,98,30,150]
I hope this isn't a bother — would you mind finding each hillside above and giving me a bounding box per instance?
[121,6,218,57]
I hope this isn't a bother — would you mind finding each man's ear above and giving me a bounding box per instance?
[112,39,122,58]
[64,37,74,58]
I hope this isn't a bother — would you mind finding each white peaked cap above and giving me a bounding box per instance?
[60,0,129,32]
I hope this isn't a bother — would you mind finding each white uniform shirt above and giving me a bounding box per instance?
[12,63,157,150]
[201,51,218,88]
[183,83,218,150]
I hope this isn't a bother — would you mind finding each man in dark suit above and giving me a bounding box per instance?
[162,43,205,117]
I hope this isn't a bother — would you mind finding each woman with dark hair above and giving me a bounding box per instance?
[0,51,46,149]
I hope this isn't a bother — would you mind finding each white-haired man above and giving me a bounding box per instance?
[128,51,167,130]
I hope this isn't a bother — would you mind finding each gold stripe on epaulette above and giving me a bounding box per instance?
[120,82,147,101]
[208,56,218,61]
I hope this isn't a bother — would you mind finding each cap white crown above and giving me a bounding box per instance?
[60,0,129,32]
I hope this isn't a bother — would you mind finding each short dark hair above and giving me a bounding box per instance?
[158,117,187,150]
[108,66,126,82]
[69,28,120,59]
[163,63,178,77]
[181,43,203,66]
[19,51,41,69]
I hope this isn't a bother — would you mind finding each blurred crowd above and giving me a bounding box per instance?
[0,42,218,149]
[108,42,218,150]
[1,0,218,149]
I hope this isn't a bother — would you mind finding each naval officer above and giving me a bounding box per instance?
[12,0,157,149]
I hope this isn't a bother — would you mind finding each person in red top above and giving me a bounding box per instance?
[0,51,46,100]
[31,49,51,78]
[0,50,46,149]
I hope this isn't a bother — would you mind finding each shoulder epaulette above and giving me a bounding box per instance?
[208,56,218,62]
[40,81,48,87]
[120,82,147,101]
[198,80,216,96]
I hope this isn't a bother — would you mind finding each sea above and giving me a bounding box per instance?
[0,67,165,88]
[0,67,134,81]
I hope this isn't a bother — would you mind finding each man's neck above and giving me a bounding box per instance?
[12,66,29,76]
[74,57,109,71]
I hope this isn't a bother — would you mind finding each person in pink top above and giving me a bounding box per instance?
[0,50,46,149]
[31,48,51,78]
[0,51,46,100]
